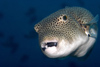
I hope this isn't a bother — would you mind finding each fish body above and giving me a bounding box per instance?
[34,7,98,58]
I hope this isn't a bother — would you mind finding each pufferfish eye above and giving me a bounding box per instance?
[63,15,67,20]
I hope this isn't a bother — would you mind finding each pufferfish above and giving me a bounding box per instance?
[34,7,98,59]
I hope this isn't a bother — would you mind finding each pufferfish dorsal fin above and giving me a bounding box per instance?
[86,14,99,38]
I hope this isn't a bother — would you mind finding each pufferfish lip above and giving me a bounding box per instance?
[41,42,58,51]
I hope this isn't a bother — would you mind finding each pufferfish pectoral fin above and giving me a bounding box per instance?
[88,14,99,24]
[89,23,98,38]
[86,14,99,38]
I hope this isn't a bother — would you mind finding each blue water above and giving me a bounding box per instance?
[0,0,100,67]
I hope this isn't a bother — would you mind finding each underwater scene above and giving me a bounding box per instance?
[0,0,100,67]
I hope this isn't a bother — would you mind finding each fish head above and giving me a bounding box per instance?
[34,9,88,58]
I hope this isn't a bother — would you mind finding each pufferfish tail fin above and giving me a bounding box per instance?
[86,14,99,38]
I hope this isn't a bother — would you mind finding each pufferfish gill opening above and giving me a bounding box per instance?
[34,7,98,58]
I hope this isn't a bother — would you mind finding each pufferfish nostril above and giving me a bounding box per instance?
[46,42,57,47]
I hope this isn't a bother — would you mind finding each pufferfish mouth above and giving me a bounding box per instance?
[41,41,58,51]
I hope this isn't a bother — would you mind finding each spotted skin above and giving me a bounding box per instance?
[34,7,98,58]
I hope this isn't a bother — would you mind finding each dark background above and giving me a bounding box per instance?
[0,0,100,67]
